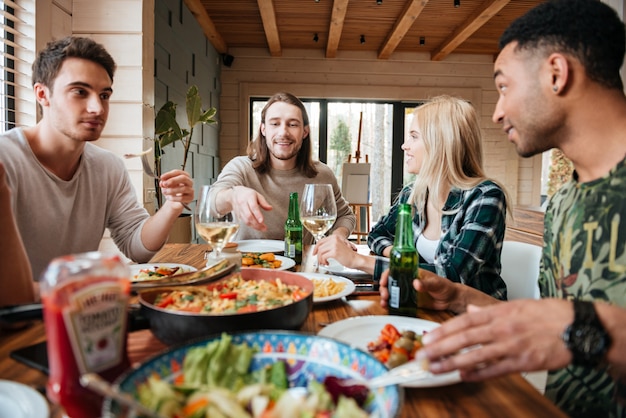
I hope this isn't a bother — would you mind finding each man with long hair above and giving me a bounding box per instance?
[211,92,355,244]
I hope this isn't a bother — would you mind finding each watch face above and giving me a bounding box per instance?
[575,325,609,355]
[565,323,611,366]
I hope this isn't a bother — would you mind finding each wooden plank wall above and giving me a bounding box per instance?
[219,47,543,208]
[505,206,544,247]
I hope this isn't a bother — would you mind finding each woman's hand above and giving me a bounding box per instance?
[314,235,357,267]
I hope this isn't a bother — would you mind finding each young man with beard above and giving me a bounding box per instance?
[0,37,194,280]
[377,0,626,416]
[211,92,355,244]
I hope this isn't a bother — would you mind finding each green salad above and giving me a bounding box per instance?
[136,333,372,418]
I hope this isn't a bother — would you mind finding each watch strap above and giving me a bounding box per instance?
[563,300,612,367]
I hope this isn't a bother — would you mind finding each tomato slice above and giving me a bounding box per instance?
[380,323,401,345]
[156,294,174,308]
[219,292,237,299]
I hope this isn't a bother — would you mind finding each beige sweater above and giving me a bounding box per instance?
[211,156,356,245]
[0,162,35,305]
[0,128,155,280]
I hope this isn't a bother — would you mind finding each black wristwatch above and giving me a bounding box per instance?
[561,300,612,367]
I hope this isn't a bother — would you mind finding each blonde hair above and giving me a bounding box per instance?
[407,95,505,216]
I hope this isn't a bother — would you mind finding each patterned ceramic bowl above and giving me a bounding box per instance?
[103,330,403,417]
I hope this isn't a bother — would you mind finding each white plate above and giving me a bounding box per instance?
[0,380,49,418]
[241,255,296,271]
[319,258,371,279]
[318,315,462,387]
[235,239,285,253]
[128,263,197,282]
[296,272,356,303]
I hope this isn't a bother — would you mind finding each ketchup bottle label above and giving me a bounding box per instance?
[63,282,128,374]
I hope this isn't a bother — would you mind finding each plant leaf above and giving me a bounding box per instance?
[155,102,176,134]
[186,85,202,127]
[199,107,218,124]
[156,101,185,148]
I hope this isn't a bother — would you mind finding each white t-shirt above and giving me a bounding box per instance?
[416,233,440,264]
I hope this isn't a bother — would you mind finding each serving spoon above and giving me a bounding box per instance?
[80,373,167,418]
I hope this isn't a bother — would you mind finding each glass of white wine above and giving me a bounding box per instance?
[300,184,337,269]
[195,185,239,261]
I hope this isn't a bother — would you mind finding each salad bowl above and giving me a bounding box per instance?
[103,330,402,417]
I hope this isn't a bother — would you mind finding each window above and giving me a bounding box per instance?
[0,0,35,133]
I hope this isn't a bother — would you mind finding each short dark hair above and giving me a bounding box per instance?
[499,0,625,91]
[247,92,318,177]
[32,36,116,90]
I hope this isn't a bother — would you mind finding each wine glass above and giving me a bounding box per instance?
[300,184,337,269]
[194,185,239,261]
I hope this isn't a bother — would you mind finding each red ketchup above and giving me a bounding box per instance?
[41,252,131,418]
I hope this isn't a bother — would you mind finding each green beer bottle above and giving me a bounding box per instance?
[387,203,418,317]
[284,192,303,264]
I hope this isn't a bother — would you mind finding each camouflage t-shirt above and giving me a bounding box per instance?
[541,156,626,418]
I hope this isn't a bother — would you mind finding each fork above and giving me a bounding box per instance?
[367,359,432,388]
[124,148,192,211]
[342,359,432,389]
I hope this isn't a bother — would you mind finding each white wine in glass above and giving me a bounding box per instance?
[195,185,239,260]
[300,183,337,244]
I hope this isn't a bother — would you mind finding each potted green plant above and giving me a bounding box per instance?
[152,85,217,209]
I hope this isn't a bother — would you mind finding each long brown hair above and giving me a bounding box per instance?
[247,92,318,177]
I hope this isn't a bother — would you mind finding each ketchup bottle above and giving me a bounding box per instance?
[41,252,131,418]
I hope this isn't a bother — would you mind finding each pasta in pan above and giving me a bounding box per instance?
[152,273,308,314]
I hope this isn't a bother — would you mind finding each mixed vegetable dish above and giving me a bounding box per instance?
[135,333,372,417]
[367,323,424,368]
[241,253,283,269]
[152,274,308,314]
[133,265,192,282]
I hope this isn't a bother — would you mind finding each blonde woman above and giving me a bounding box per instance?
[315,95,508,299]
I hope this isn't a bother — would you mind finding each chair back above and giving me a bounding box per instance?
[500,241,542,300]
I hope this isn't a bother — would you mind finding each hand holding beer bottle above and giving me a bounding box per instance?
[387,203,418,317]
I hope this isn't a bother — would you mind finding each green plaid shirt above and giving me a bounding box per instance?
[369,181,507,300]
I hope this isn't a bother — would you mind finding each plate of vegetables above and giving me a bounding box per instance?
[318,315,461,387]
[129,263,197,282]
[103,331,402,418]
[241,253,296,270]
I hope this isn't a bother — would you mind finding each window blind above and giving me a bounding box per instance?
[0,0,35,133]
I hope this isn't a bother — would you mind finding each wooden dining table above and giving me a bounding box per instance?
[0,243,567,417]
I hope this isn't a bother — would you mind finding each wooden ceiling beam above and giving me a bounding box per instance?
[183,0,228,54]
[378,0,430,60]
[257,0,282,57]
[431,0,509,61]
[326,0,350,59]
